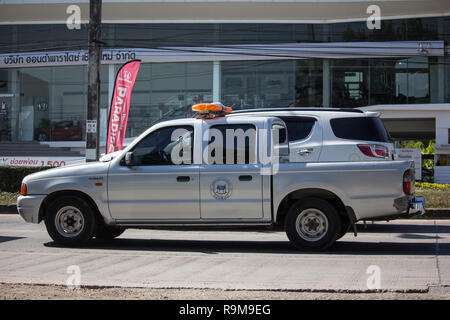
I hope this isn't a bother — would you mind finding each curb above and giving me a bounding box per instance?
[0,205,17,214]
[411,208,450,219]
[1,205,449,218]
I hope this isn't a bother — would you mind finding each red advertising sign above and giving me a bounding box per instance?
[107,60,141,153]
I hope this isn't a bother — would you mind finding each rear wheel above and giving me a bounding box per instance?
[285,198,341,251]
[336,216,351,240]
[44,196,97,246]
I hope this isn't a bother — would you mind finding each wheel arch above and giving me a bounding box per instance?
[38,190,104,224]
[275,188,353,227]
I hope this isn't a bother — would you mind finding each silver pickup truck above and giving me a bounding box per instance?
[17,109,425,250]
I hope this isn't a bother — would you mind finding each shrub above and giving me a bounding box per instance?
[415,182,450,190]
[0,166,51,193]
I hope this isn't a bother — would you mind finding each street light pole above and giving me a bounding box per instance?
[86,0,102,162]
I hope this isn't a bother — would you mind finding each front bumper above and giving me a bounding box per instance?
[410,196,426,216]
[17,195,46,223]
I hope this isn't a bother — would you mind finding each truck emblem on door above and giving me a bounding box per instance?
[210,178,232,200]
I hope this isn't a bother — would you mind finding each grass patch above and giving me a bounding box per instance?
[0,191,20,206]
[415,188,450,208]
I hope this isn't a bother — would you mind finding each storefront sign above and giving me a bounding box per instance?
[107,60,141,153]
[0,156,85,167]
[395,148,422,180]
[0,41,444,68]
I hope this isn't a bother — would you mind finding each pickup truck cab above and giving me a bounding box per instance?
[18,105,425,250]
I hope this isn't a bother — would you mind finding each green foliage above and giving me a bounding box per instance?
[399,140,435,169]
[0,166,51,193]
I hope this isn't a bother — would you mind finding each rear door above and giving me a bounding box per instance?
[279,116,322,163]
[199,122,263,220]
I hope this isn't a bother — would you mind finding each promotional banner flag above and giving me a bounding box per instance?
[107,60,141,153]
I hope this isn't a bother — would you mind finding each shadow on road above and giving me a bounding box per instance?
[0,236,26,244]
[355,223,449,234]
[42,222,449,255]
[44,237,449,256]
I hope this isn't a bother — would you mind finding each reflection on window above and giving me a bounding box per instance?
[331,60,368,108]
[221,61,295,110]
[131,125,193,166]
[295,59,323,107]
[126,62,213,139]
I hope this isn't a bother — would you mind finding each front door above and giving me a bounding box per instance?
[108,125,200,221]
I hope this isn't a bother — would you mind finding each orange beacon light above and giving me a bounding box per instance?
[192,103,232,119]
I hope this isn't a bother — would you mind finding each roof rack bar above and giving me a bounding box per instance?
[231,107,364,114]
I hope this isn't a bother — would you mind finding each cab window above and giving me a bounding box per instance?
[208,124,256,165]
[131,125,193,166]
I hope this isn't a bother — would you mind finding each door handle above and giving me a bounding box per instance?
[297,148,313,156]
[176,176,190,182]
[239,175,253,181]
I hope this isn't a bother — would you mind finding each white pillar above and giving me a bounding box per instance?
[213,61,221,102]
[322,59,331,107]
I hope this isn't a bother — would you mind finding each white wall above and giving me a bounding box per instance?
[361,104,450,184]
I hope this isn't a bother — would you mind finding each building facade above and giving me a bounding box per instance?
[0,0,449,180]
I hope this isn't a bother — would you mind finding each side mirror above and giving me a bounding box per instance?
[124,152,134,166]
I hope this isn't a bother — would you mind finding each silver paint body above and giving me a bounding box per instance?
[17,114,415,227]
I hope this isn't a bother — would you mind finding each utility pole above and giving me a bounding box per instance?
[86,0,102,161]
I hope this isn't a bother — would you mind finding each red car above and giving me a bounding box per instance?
[34,120,83,141]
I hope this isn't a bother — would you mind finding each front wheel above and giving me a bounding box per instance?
[285,198,341,251]
[95,225,125,240]
[44,196,97,246]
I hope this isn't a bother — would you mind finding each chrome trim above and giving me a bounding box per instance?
[410,196,426,215]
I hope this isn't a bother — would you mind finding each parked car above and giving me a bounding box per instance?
[18,106,424,251]
[34,120,83,141]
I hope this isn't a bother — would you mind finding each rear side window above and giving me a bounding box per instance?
[279,117,316,142]
[330,117,390,142]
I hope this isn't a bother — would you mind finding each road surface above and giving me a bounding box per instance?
[0,215,449,297]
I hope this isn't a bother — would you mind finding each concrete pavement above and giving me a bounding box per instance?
[0,215,449,292]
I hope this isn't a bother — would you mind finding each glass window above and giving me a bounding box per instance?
[279,117,316,142]
[406,57,430,103]
[221,60,295,109]
[131,125,193,166]
[331,60,369,108]
[295,59,323,107]
[330,117,390,143]
[436,154,449,167]
[369,59,398,105]
[208,124,256,165]
[127,62,213,139]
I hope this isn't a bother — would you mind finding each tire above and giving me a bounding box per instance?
[95,224,125,240]
[336,216,351,240]
[285,198,341,251]
[44,196,97,246]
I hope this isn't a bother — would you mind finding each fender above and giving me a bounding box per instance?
[273,181,353,223]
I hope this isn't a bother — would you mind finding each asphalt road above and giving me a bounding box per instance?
[0,215,449,293]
